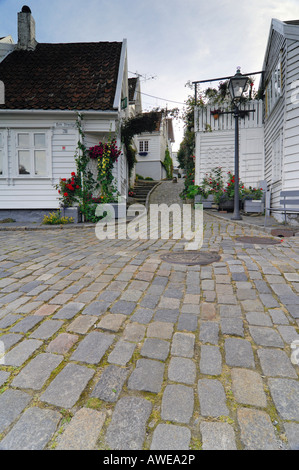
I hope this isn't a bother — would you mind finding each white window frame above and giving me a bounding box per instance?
[139,140,149,152]
[12,129,52,178]
[266,55,282,117]
[0,129,8,178]
[272,131,283,183]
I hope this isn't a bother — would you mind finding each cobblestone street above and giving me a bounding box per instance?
[0,180,298,450]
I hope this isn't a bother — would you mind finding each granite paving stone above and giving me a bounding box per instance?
[249,326,284,348]
[0,371,10,387]
[171,332,195,358]
[220,318,244,336]
[0,389,31,433]
[199,321,219,345]
[53,302,85,320]
[127,359,165,393]
[122,322,146,342]
[177,313,198,331]
[258,348,298,378]
[268,378,299,420]
[0,314,23,329]
[197,379,229,417]
[146,321,173,339]
[0,333,23,351]
[3,339,43,367]
[108,340,136,365]
[0,407,61,450]
[80,301,110,316]
[150,423,191,450]
[109,300,137,315]
[56,408,106,450]
[11,353,63,390]
[0,184,299,450]
[231,368,267,407]
[237,408,281,450]
[10,315,43,333]
[105,396,152,450]
[154,308,180,323]
[200,345,222,376]
[200,421,237,450]
[97,313,126,332]
[140,337,170,361]
[130,307,155,324]
[91,365,130,402]
[224,338,255,368]
[167,357,196,384]
[161,384,194,424]
[46,333,79,354]
[40,363,94,409]
[66,315,97,334]
[70,331,115,364]
[284,423,299,450]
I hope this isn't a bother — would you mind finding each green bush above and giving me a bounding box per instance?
[42,212,74,225]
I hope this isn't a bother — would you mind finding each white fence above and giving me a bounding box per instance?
[194,100,265,188]
[195,100,264,132]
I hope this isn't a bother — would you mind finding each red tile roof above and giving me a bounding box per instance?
[0,41,122,110]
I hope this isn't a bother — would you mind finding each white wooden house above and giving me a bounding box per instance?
[195,18,299,224]
[262,19,299,219]
[135,111,175,181]
[194,100,264,188]
[0,6,130,221]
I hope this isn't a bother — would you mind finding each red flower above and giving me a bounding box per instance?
[76,185,80,189]
[64,192,68,197]
[71,172,76,176]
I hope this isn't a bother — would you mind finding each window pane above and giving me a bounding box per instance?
[18,133,29,147]
[34,150,47,176]
[139,141,143,152]
[18,150,31,174]
[0,150,3,175]
[34,133,46,148]
[144,141,149,151]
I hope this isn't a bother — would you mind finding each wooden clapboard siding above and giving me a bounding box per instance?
[263,28,286,203]
[195,101,264,187]
[0,114,122,209]
[283,39,299,191]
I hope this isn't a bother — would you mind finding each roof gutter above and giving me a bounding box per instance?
[0,109,119,116]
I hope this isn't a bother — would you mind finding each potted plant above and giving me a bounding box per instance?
[211,109,222,120]
[214,172,244,212]
[242,187,264,213]
[55,172,82,223]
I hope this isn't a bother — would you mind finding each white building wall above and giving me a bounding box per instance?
[0,112,122,209]
[283,39,299,190]
[195,100,264,188]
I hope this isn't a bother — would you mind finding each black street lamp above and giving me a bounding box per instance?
[228,68,249,221]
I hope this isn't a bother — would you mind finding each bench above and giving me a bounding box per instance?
[264,190,299,226]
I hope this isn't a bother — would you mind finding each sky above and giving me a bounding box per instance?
[1,0,299,150]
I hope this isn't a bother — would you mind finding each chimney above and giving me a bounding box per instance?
[17,6,37,51]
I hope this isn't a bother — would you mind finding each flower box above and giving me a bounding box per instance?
[60,205,82,224]
[195,194,214,209]
[243,199,264,213]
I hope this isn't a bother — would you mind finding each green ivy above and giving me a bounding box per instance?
[162,146,173,179]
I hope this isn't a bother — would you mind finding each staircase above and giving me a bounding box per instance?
[133,180,159,205]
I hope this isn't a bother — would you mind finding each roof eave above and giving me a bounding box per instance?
[113,39,127,110]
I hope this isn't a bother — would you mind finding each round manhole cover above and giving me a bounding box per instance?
[235,236,281,245]
[160,251,221,266]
